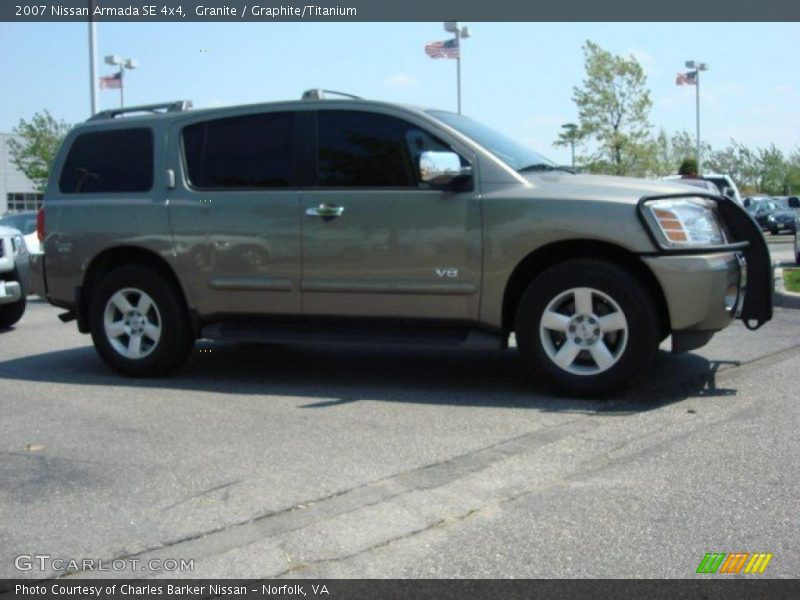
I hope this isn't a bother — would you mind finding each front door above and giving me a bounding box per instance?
[300,109,481,322]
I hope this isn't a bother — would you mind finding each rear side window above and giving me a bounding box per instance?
[316,110,450,188]
[182,112,294,189]
[59,128,153,194]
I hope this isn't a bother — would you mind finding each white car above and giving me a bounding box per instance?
[662,174,743,205]
[0,211,41,254]
[0,224,29,328]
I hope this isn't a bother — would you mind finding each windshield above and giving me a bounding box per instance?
[0,213,36,235]
[427,111,556,171]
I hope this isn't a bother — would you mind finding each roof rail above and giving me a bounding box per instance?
[87,100,193,121]
[301,89,362,101]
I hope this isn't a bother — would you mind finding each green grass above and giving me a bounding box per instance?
[784,269,800,293]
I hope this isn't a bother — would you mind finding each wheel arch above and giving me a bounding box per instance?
[501,240,670,339]
[78,246,192,334]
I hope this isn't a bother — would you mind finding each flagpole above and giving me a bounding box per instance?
[442,23,470,114]
[88,0,98,115]
[456,31,461,114]
[119,65,124,108]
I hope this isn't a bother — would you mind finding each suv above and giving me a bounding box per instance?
[30,92,773,395]
[0,225,29,328]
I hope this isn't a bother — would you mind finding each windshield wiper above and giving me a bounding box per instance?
[517,163,575,174]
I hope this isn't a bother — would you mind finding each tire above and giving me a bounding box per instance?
[89,265,193,376]
[514,259,660,397]
[769,228,778,235]
[0,291,26,329]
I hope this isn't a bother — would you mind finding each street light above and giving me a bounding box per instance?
[104,54,138,108]
[685,60,708,172]
[443,22,470,114]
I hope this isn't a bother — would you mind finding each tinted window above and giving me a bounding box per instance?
[183,112,294,189]
[59,128,153,194]
[317,111,450,188]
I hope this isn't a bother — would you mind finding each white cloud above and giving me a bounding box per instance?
[625,47,656,75]
[199,98,227,108]
[383,73,418,88]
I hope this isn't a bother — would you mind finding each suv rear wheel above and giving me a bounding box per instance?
[89,265,193,376]
[515,259,659,397]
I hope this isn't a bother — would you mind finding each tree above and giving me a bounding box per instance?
[785,148,800,194]
[678,157,698,176]
[571,41,653,176]
[553,122,584,168]
[7,110,70,191]
[756,145,787,195]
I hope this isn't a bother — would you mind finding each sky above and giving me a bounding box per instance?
[0,21,798,164]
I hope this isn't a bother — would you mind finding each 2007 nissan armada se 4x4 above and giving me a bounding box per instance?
[31,91,772,395]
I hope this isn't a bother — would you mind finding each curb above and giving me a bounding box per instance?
[773,266,800,309]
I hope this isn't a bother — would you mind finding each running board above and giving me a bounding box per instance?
[200,321,505,350]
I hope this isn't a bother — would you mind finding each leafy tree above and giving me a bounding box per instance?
[571,41,653,176]
[678,157,698,176]
[756,145,787,195]
[785,148,800,194]
[7,110,70,191]
[553,122,585,168]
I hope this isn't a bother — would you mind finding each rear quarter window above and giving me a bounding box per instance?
[58,128,153,194]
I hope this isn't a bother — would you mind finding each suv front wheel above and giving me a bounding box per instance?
[515,259,659,397]
[89,265,194,376]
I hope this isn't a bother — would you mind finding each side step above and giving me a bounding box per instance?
[200,321,505,350]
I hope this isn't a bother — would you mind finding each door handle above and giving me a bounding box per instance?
[305,203,344,219]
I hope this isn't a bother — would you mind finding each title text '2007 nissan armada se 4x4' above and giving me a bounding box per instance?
[30,90,773,396]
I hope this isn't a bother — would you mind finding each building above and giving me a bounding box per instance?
[0,133,43,214]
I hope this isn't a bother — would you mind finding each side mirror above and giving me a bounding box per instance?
[722,187,735,199]
[419,151,471,187]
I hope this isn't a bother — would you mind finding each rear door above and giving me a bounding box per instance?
[167,110,302,318]
[299,109,482,321]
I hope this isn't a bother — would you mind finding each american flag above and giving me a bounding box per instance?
[676,70,698,86]
[99,72,122,89]
[425,38,459,59]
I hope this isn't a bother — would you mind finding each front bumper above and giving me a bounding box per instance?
[1,236,27,304]
[638,192,773,336]
[643,251,745,351]
[0,279,23,305]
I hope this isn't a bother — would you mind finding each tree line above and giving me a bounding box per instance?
[555,40,800,195]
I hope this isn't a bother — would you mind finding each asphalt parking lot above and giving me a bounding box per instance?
[1,240,798,580]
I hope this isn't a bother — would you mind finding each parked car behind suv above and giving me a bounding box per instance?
[0,211,41,254]
[30,92,772,396]
[0,225,29,328]
[747,198,781,230]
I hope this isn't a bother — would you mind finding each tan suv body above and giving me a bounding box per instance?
[30,95,772,395]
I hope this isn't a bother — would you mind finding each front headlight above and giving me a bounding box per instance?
[767,215,776,222]
[13,235,27,256]
[645,198,727,247]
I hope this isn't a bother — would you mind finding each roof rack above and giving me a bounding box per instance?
[87,100,193,121]
[301,89,362,101]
